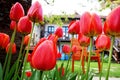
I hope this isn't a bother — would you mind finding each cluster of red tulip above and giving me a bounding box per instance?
[1,0,120,80]
[67,6,120,80]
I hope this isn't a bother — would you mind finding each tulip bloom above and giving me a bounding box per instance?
[10,21,17,30]
[104,6,120,37]
[47,34,58,43]
[31,40,57,70]
[27,1,43,23]
[9,2,24,21]
[6,42,16,54]
[80,12,102,37]
[57,52,61,59]
[23,35,30,46]
[54,27,63,38]
[27,53,31,62]
[95,34,111,51]
[78,33,90,47]
[0,33,10,49]
[72,45,77,53]
[18,16,32,34]
[62,44,71,54]
[68,20,80,34]
[25,71,32,77]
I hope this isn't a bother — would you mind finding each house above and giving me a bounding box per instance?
[32,14,120,62]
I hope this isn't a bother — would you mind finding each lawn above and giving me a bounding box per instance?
[57,60,120,78]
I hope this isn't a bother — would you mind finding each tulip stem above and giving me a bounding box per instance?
[105,36,115,80]
[86,37,93,80]
[99,51,104,80]
[80,47,85,74]
[4,28,16,80]
[13,35,24,80]
[40,71,43,80]
[21,22,35,79]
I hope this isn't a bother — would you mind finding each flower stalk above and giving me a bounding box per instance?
[3,27,16,79]
[99,51,104,80]
[105,36,115,80]
[21,22,35,79]
[86,37,93,80]
[13,35,25,80]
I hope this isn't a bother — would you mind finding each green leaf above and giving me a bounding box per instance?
[68,73,78,80]
[0,63,3,80]
[5,61,17,80]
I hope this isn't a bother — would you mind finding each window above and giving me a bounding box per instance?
[62,26,69,39]
[48,26,54,34]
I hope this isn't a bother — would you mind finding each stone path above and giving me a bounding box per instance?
[93,77,120,80]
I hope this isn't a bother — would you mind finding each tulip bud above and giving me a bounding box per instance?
[23,35,30,46]
[25,71,32,77]
[31,40,57,70]
[80,12,102,37]
[0,33,10,49]
[78,33,90,47]
[6,42,16,54]
[104,6,120,36]
[10,21,17,30]
[54,27,63,38]
[27,1,43,23]
[18,16,32,34]
[95,34,111,51]
[62,44,71,54]
[68,20,80,34]
[9,2,24,21]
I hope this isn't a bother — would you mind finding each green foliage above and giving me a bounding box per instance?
[44,15,69,26]
[0,63,3,80]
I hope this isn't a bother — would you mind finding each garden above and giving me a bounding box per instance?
[0,0,120,80]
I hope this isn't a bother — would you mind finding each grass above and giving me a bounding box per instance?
[57,60,120,78]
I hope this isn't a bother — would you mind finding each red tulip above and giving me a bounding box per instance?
[72,45,77,53]
[57,52,61,59]
[0,33,10,49]
[78,33,90,47]
[80,12,102,37]
[10,21,17,30]
[31,40,57,70]
[25,71,32,77]
[58,67,65,76]
[54,27,63,38]
[27,1,43,23]
[30,38,47,67]
[18,16,32,34]
[62,44,71,54]
[104,6,120,36]
[23,35,30,46]
[6,42,16,54]
[95,34,111,51]
[27,53,31,62]
[68,20,80,34]
[9,2,24,21]
[47,34,58,43]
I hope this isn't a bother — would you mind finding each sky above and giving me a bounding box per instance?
[32,0,111,16]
